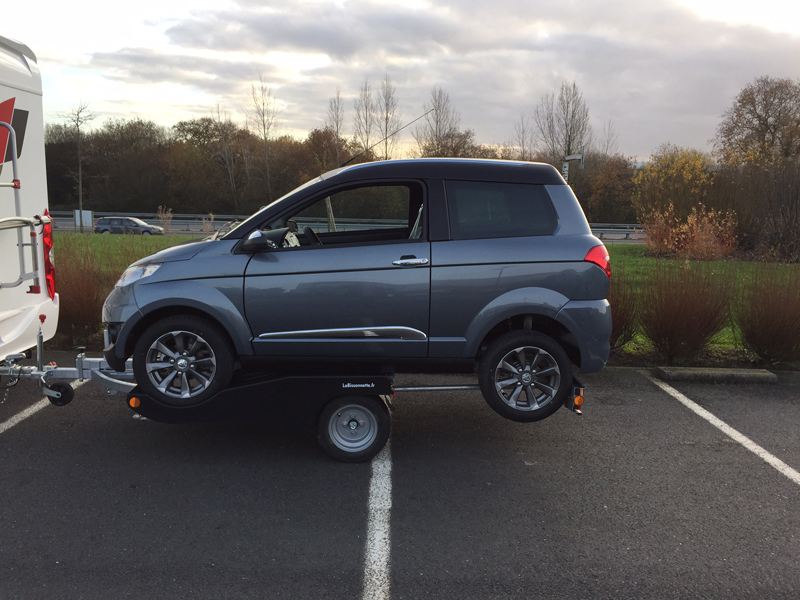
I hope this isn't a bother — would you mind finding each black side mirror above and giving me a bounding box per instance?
[239,228,291,253]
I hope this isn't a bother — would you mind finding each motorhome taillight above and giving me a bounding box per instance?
[584,244,611,280]
[43,209,55,300]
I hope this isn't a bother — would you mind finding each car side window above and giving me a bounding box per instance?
[273,183,424,246]
[444,181,557,240]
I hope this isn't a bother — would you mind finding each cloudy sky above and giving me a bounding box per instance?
[4,0,800,159]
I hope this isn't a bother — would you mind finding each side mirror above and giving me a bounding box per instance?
[239,227,291,253]
[240,230,278,253]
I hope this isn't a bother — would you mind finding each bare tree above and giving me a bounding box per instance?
[513,112,535,161]
[597,120,619,156]
[413,86,462,157]
[714,76,800,164]
[325,88,346,165]
[59,102,95,232]
[532,81,592,166]
[246,74,279,202]
[212,104,241,208]
[376,73,401,160]
[353,77,377,154]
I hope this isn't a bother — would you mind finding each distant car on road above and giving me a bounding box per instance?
[94,217,164,235]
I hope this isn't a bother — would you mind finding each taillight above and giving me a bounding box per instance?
[584,244,611,280]
[43,209,56,300]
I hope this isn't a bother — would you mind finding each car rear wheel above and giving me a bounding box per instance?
[133,315,234,407]
[317,396,390,462]
[478,330,572,422]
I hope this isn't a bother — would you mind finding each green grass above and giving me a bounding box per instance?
[54,232,196,274]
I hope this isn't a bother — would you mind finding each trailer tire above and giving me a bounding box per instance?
[317,396,390,463]
[133,315,234,407]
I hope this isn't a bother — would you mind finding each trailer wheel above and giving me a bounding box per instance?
[317,396,390,463]
[478,331,572,422]
[133,315,234,407]
[48,382,74,406]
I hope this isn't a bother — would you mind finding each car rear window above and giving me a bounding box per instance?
[444,181,557,240]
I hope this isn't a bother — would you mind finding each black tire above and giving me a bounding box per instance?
[132,315,234,407]
[478,330,572,422]
[48,382,75,406]
[317,396,390,463]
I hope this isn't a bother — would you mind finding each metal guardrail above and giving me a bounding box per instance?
[590,223,644,240]
[49,211,644,240]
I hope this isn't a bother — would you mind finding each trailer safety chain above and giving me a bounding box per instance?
[1,371,21,404]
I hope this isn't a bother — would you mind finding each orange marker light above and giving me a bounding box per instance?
[574,395,584,407]
[129,397,141,408]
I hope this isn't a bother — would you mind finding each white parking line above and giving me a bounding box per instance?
[644,372,800,487]
[362,439,392,600]
[0,380,87,435]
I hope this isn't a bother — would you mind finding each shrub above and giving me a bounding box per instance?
[641,203,683,256]
[736,266,800,365]
[608,263,638,350]
[639,262,732,364]
[681,205,737,261]
[641,203,737,260]
[157,205,173,233]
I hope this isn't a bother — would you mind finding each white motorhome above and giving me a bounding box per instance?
[0,35,58,361]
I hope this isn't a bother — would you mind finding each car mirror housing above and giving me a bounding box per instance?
[240,228,290,253]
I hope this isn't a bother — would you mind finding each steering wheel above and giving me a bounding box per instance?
[304,226,323,246]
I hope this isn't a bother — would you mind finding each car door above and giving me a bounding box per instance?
[244,181,430,358]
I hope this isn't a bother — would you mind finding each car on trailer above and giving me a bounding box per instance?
[103,158,612,460]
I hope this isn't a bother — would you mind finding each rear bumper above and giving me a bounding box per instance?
[555,299,611,374]
[0,293,59,360]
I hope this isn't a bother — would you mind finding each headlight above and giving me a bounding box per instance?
[116,263,162,287]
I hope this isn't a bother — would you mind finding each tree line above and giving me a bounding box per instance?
[45,75,800,257]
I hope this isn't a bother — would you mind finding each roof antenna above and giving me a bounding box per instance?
[339,108,434,168]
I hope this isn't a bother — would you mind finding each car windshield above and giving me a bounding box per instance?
[130,217,149,226]
[217,176,323,239]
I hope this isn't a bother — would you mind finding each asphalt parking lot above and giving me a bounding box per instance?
[1,363,799,599]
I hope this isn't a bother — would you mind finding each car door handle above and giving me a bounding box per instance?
[392,257,429,267]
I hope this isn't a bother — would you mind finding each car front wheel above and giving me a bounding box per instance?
[133,315,234,407]
[478,331,572,422]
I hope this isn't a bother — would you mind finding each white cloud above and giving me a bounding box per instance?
[4,0,799,159]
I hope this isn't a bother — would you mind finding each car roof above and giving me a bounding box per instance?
[321,158,565,185]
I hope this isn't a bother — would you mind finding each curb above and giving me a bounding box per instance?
[653,367,778,384]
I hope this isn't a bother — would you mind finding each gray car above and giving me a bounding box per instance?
[94,216,165,235]
[103,158,611,425]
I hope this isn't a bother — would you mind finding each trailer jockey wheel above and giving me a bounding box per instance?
[48,382,74,406]
[317,396,390,463]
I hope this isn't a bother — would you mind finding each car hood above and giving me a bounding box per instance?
[133,239,213,265]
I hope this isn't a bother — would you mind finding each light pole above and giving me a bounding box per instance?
[561,150,585,184]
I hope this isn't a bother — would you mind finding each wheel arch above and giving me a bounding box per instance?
[475,313,581,369]
[462,287,582,368]
[122,304,246,361]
